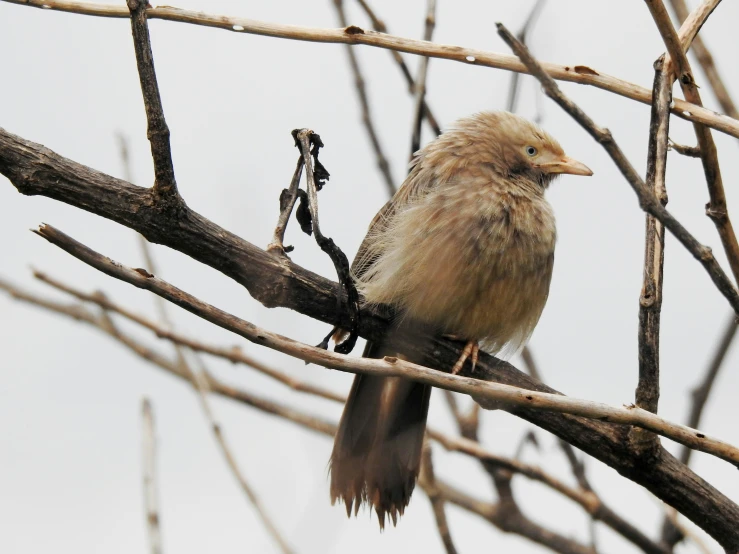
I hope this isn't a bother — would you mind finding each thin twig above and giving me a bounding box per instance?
[267,157,304,255]
[189,362,294,554]
[668,139,700,157]
[645,0,739,287]
[409,0,436,157]
[666,0,739,120]
[520,346,542,381]
[332,0,395,196]
[506,0,547,113]
[0,276,698,554]
[355,0,442,136]
[31,224,739,467]
[495,23,739,319]
[5,0,739,139]
[632,55,672,455]
[419,445,459,554]
[141,398,163,554]
[26,267,666,551]
[32,268,345,402]
[125,0,178,199]
[116,133,173,326]
[680,314,739,465]
[293,129,360,354]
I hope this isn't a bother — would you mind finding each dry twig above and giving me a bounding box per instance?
[4,0,739,139]
[666,0,739,120]
[31,224,739,467]
[332,0,395,196]
[645,0,739,288]
[419,445,458,554]
[355,0,442,136]
[141,398,163,554]
[495,23,739,319]
[125,0,178,199]
[2,128,738,546]
[409,0,436,157]
[268,157,305,255]
[632,55,672,454]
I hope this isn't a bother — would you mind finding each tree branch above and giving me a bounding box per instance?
[3,126,739,546]
[495,24,739,318]
[645,0,739,287]
[355,0,442,136]
[125,0,178,199]
[332,0,395,196]
[141,398,163,554]
[0,274,712,554]
[3,0,739,139]
[632,55,672,455]
[666,0,739,120]
[409,0,436,157]
[31,222,739,468]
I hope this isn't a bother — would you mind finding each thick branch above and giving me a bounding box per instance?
[2,129,739,547]
[35,222,739,467]
[3,0,739,140]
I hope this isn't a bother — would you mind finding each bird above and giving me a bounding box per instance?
[329,111,592,528]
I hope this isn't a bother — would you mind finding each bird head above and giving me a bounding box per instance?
[439,111,593,190]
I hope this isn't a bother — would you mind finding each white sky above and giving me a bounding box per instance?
[1,1,737,553]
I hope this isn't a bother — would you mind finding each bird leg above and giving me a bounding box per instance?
[444,337,479,375]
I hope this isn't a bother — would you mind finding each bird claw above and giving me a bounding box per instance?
[450,340,479,375]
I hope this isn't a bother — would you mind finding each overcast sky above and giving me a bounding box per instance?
[1,1,738,553]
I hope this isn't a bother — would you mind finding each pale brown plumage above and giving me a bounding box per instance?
[330,111,592,528]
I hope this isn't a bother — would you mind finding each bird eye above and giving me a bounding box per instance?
[525,146,538,157]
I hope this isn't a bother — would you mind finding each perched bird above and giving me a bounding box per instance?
[329,111,592,528]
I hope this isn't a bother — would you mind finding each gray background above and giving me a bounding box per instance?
[1,0,737,552]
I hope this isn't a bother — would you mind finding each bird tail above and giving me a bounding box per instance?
[329,341,431,529]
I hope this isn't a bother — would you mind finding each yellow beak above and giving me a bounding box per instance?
[537,156,593,176]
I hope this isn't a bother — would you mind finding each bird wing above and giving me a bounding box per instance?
[352,153,440,279]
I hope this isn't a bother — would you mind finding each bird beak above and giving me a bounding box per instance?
[537,156,593,176]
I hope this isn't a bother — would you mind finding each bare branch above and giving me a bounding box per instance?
[31,224,739,467]
[419,445,458,554]
[666,0,739,120]
[506,0,547,113]
[355,0,442,136]
[0,276,711,554]
[2,126,739,544]
[409,0,436,157]
[520,346,543,381]
[4,0,739,139]
[632,55,672,455]
[32,269,345,403]
[495,23,739,319]
[267,157,304,255]
[332,0,395,196]
[645,0,739,286]
[294,129,359,354]
[668,138,700,157]
[141,398,163,554]
[125,0,178,199]
[681,315,738,466]
[190,364,294,554]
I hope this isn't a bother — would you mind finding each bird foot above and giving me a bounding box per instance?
[444,337,479,375]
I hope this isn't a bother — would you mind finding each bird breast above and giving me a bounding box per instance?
[357,177,556,354]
